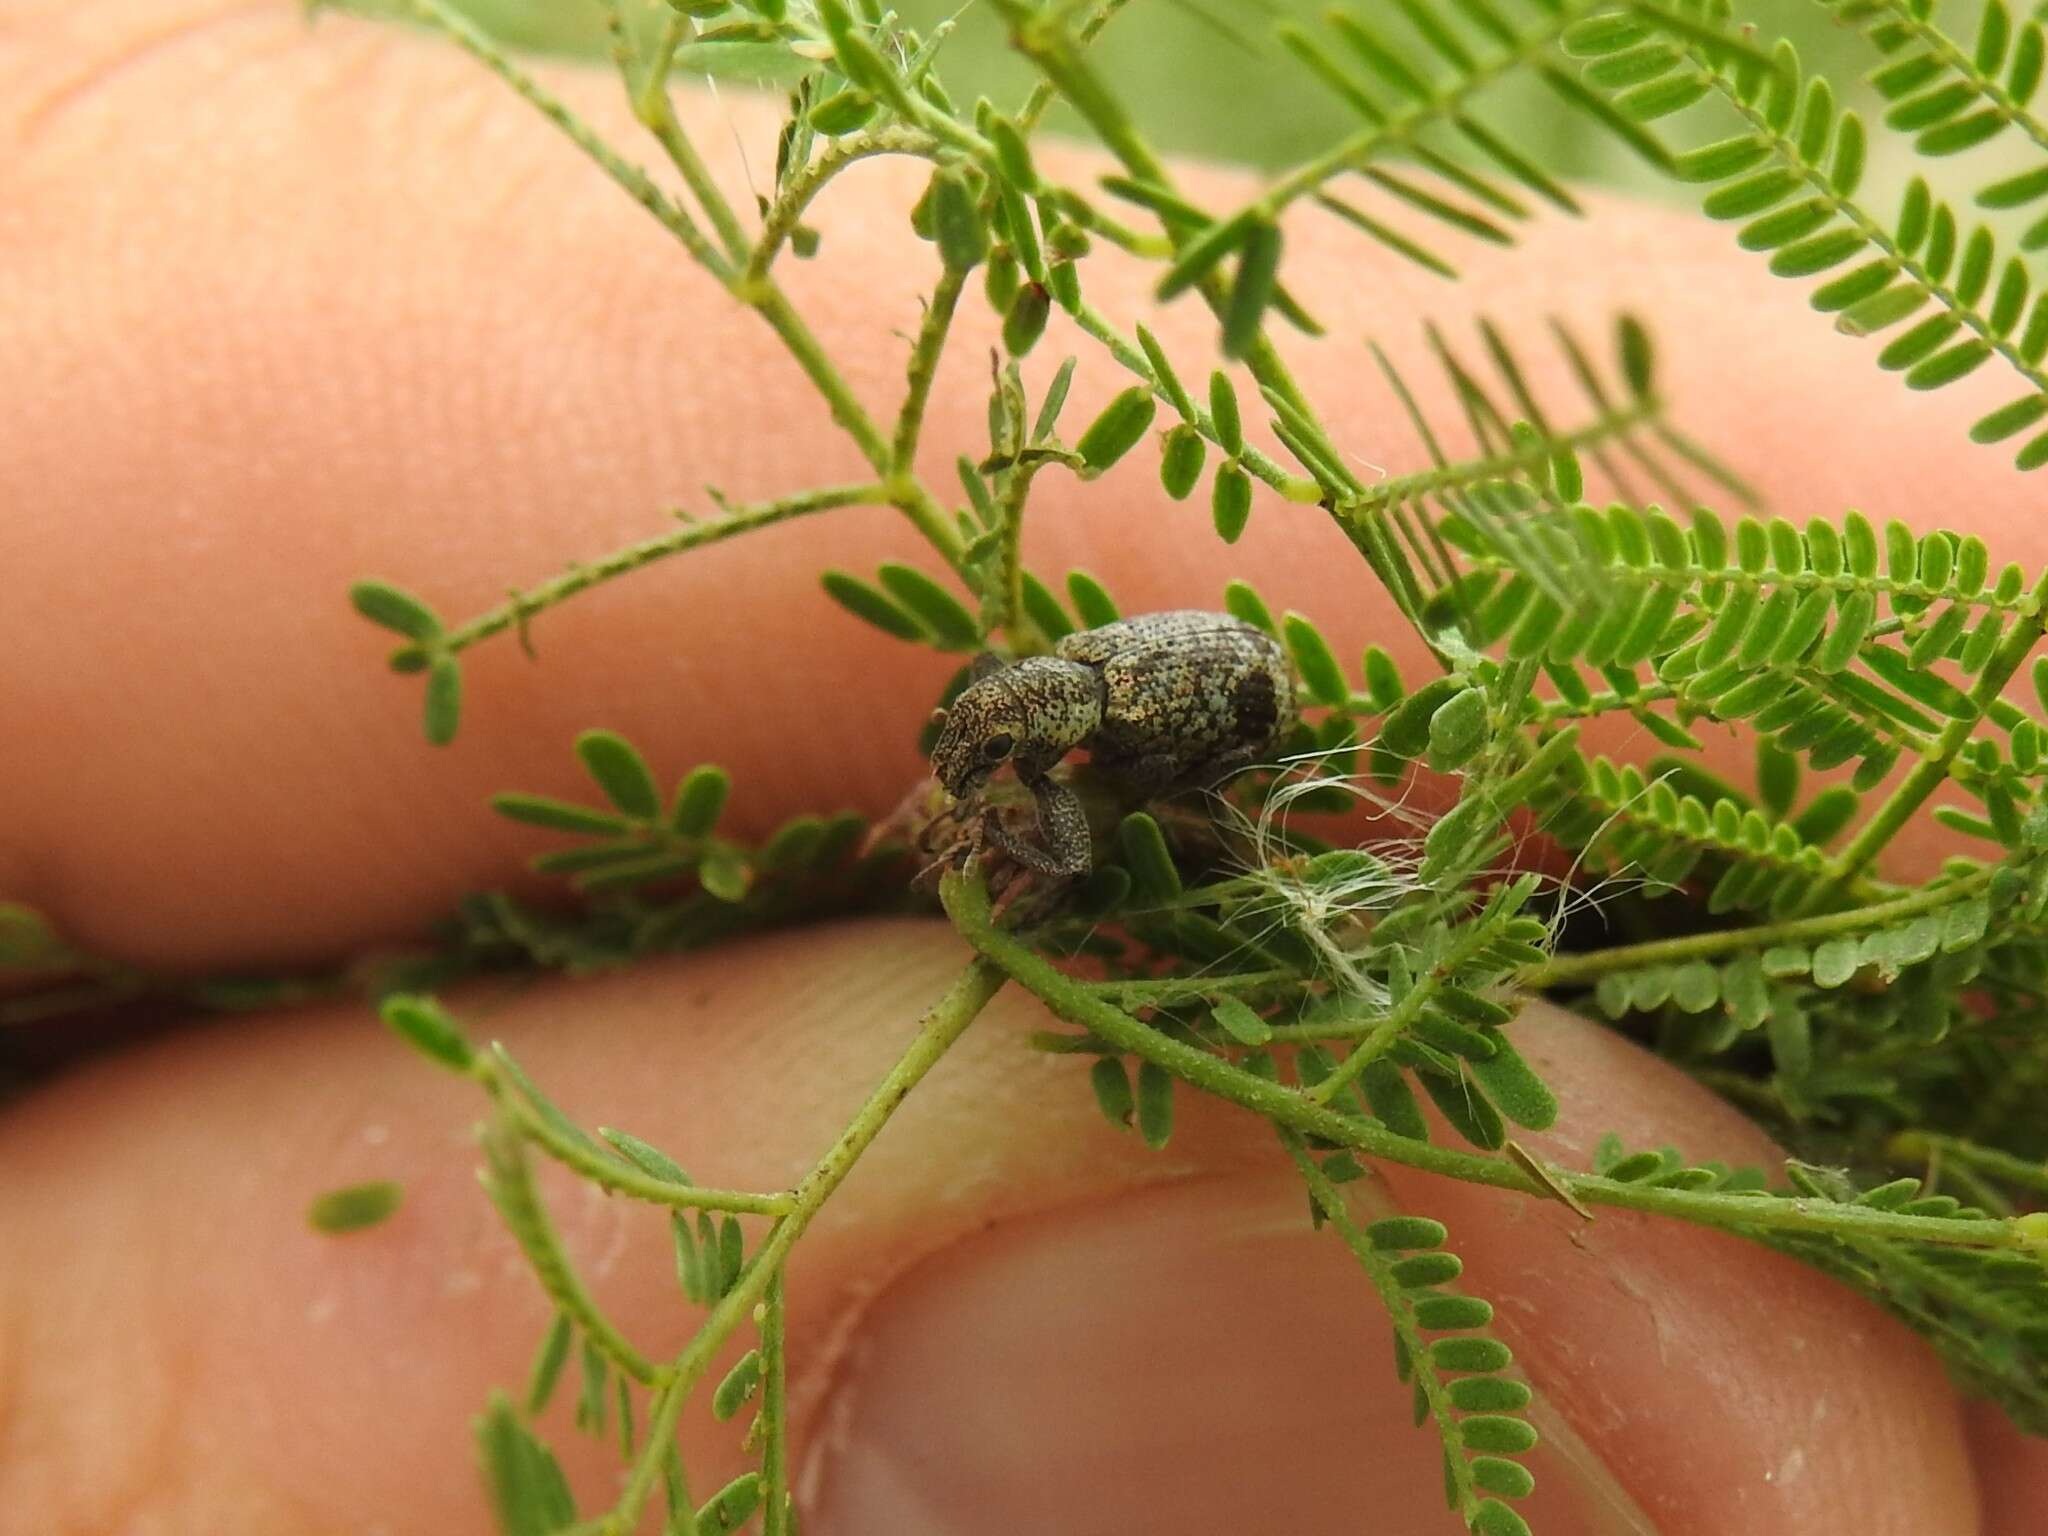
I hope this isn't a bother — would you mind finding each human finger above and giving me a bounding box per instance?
[3,1,2030,971]
[0,920,1979,1532]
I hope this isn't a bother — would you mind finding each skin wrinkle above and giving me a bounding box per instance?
[11,0,277,143]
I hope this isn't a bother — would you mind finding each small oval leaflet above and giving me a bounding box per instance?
[1428,686,1489,770]
[308,1179,404,1234]
[1075,386,1158,472]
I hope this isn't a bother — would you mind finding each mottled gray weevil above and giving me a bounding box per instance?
[928,610,1298,876]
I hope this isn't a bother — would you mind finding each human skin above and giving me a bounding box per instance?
[3,2,2047,1531]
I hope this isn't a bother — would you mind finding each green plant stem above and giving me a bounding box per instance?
[739,285,969,567]
[894,263,968,473]
[631,14,756,268]
[1307,898,1524,1104]
[1014,0,1133,134]
[664,1438,699,1536]
[1528,865,1995,987]
[1086,967,1296,1003]
[605,957,1006,1533]
[383,0,973,580]
[423,483,887,659]
[1340,394,1660,520]
[1282,1130,1489,1526]
[479,1114,661,1386]
[944,872,2030,1252]
[1819,576,2048,894]
[760,1268,791,1536]
[750,126,945,278]
[1897,1131,2048,1195]
[390,0,731,278]
[489,1082,794,1215]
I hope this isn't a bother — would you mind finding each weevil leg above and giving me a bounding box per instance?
[981,773,1092,876]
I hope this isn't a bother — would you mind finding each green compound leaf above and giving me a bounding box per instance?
[525,1313,573,1416]
[1382,677,1465,759]
[1066,570,1121,628]
[1002,282,1052,356]
[491,793,633,836]
[1075,386,1158,473]
[306,1180,403,1234]
[1469,1038,1557,1130]
[598,1127,693,1185]
[1021,571,1076,639]
[1428,685,1489,771]
[1224,579,1277,634]
[1212,996,1274,1045]
[698,844,753,903]
[1136,1059,1175,1149]
[0,903,69,969]
[574,730,661,821]
[1156,209,1259,301]
[1451,1376,1532,1413]
[712,1349,762,1421]
[1420,1065,1507,1149]
[1472,1499,1534,1536]
[821,569,922,640]
[1117,812,1183,901]
[1369,1215,1450,1250]
[1362,1059,1431,1140]
[1284,611,1348,706]
[878,564,982,649]
[670,764,731,838]
[1212,462,1254,542]
[381,993,475,1074]
[1033,356,1080,443]
[424,654,463,746]
[349,579,442,642]
[477,1392,577,1536]
[1429,1336,1513,1373]
[1091,1056,1135,1128]
[930,167,987,271]
[1222,219,1282,360]
[1160,423,1207,500]
[1135,325,1196,420]
[986,109,1038,191]
[1209,370,1245,454]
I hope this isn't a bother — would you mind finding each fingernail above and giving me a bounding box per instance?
[802,1173,1628,1534]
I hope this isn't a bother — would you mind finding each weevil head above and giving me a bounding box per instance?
[930,676,1026,799]
[929,658,1103,799]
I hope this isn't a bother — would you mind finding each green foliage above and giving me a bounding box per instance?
[1292,1140,1539,1533]
[476,1393,577,1536]
[306,1180,405,1233]
[482,736,894,967]
[1560,0,2048,471]
[381,992,476,1074]
[292,0,2048,1529]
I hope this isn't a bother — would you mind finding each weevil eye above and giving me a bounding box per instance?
[982,732,1015,760]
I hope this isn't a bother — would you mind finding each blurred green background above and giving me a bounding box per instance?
[435,0,1932,187]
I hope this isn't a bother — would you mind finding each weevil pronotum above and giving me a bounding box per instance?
[927,609,1298,876]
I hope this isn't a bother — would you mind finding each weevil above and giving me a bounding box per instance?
[928,609,1298,876]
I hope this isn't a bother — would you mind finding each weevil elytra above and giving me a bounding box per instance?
[928,609,1298,876]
